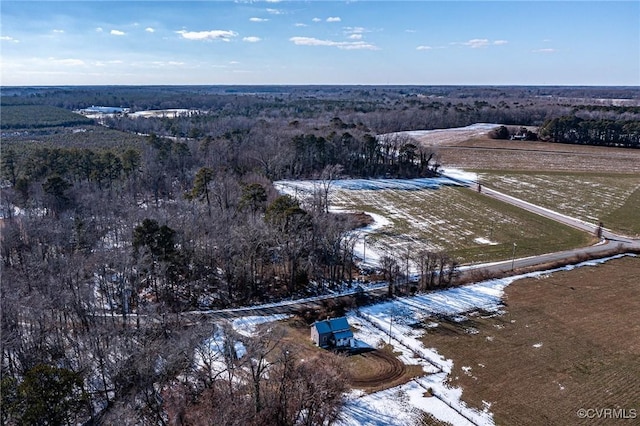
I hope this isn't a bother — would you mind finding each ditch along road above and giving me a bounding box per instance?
[183,182,640,322]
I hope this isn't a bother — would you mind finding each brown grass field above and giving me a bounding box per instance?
[431,134,640,237]
[280,256,640,424]
[421,255,640,425]
[434,136,640,174]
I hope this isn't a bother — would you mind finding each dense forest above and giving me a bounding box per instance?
[538,114,640,147]
[1,85,638,424]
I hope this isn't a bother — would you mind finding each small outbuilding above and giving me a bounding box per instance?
[310,316,354,349]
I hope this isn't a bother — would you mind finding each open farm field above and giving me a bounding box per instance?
[421,255,640,425]
[329,185,593,264]
[479,172,640,237]
[432,136,640,173]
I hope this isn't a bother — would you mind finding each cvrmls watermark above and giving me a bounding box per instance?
[576,408,637,420]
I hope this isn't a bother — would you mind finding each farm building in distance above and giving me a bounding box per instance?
[310,316,354,349]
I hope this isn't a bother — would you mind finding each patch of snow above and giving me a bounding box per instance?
[275,176,469,195]
[474,237,498,246]
[440,167,480,185]
[532,343,543,348]
[231,314,291,336]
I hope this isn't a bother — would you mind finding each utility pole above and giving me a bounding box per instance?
[511,242,517,271]
[362,235,367,264]
[405,246,410,289]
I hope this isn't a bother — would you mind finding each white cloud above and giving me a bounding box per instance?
[312,18,322,23]
[145,27,155,33]
[266,8,283,15]
[51,58,86,67]
[52,29,65,34]
[0,36,19,43]
[290,36,378,50]
[464,38,490,48]
[96,27,104,33]
[147,60,187,68]
[295,23,307,27]
[110,29,126,36]
[533,48,557,53]
[243,36,261,43]
[416,45,432,51]
[454,38,507,48]
[94,60,124,67]
[327,17,341,22]
[344,27,367,40]
[250,17,268,22]
[345,26,365,34]
[176,29,238,41]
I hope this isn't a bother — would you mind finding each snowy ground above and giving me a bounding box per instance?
[382,123,500,147]
[223,254,634,426]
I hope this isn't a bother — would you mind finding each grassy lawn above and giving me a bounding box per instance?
[477,171,640,237]
[330,185,593,265]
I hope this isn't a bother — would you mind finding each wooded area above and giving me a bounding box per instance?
[1,85,638,424]
[539,115,640,147]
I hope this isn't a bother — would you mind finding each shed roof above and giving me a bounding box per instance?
[333,330,354,340]
[314,320,332,334]
[313,316,351,334]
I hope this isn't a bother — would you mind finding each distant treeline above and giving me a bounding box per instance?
[0,105,93,129]
[287,131,439,179]
[539,116,640,148]
[2,146,141,188]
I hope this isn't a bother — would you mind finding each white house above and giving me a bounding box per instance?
[310,316,354,349]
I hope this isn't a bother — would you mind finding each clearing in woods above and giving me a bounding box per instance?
[420,255,640,425]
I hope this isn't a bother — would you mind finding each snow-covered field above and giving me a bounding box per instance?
[381,123,500,147]
[276,167,573,266]
[223,254,633,426]
[275,169,482,268]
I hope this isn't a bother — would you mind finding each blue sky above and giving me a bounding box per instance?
[1,1,638,86]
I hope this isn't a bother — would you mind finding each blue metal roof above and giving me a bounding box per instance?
[314,320,332,334]
[333,330,354,340]
[313,316,351,334]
